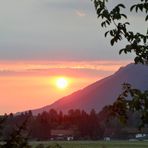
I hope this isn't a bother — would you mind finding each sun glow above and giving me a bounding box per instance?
[56,77,69,89]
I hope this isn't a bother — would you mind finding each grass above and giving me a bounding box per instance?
[30,140,148,148]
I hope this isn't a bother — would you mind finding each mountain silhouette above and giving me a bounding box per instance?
[31,63,148,115]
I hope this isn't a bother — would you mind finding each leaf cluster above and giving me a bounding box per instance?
[1,116,31,148]
[108,83,148,129]
[0,115,63,148]
[131,0,148,21]
[92,0,148,64]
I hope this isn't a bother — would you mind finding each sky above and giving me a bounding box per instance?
[0,0,147,114]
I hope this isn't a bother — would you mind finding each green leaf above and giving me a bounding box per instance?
[105,31,109,37]
[136,6,138,12]
[117,4,126,9]
[101,21,106,27]
[119,49,125,54]
[139,4,144,11]
[110,30,114,36]
[143,36,147,43]
[145,15,148,21]
[110,39,115,46]
[121,14,127,19]
[130,5,136,11]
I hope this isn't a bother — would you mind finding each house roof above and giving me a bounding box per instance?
[51,129,75,136]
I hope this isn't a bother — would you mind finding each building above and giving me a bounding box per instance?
[50,129,75,140]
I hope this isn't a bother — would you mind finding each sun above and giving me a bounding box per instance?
[56,77,69,89]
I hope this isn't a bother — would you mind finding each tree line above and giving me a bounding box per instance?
[0,107,144,142]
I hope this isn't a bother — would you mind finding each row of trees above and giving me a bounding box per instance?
[0,108,143,141]
[2,109,102,140]
[0,113,63,148]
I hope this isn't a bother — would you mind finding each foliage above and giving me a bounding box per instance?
[1,115,31,148]
[92,0,148,128]
[0,113,63,148]
[92,0,148,64]
[1,110,103,140]
[2,109,142,140]
[98,83,148,130]
[112,83,148,129]
[0,115,7,137]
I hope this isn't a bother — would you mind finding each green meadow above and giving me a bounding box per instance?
[30,141,148,148]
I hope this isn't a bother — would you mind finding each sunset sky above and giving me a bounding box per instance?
[0,0,146,114]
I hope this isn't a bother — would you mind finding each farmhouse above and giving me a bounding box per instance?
[50,129,75,140]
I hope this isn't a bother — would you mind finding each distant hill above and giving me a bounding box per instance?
[31,63,148,115]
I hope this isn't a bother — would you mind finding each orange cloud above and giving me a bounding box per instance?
[0,60,132,79]
[0,60,131,72]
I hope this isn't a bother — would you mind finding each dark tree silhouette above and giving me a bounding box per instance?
[92,0,148,128]
[92,0,148,64]
[2,116,31,148]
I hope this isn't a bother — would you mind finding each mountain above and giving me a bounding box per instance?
[31,63,148,115]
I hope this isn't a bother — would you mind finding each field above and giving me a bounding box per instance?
[30,140,148,148]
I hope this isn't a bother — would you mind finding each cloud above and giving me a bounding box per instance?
[75,10,86,17]
[0,60,131,77]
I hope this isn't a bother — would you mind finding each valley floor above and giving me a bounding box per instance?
[30,140,148,148]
